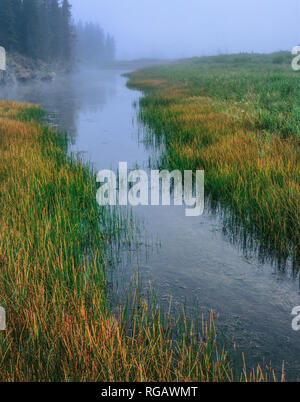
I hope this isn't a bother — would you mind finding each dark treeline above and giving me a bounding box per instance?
[0,0,74,65]
[0,0,116,68]
[75,22,116,66]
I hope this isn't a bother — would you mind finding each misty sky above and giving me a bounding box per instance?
[70,0,300,60]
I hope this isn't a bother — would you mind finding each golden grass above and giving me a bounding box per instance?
[127,74,300,262]
[0,100,281,382]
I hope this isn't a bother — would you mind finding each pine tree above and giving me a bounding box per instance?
[11,0,22,52]
[105,34,116,62]
[0,0,17,51]
[0,0,115,66]
[75,22,116,66]
[22,0,41,59]
[49,0,61,61]
[61,0,74,66]
[38,0,52,61]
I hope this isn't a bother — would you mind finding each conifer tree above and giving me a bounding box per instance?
[0,0,116,67]
[0,0,17,51]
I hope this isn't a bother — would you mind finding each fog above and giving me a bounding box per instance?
[70,0,300,60]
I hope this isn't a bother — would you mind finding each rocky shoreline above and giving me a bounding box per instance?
[1,53,62,85]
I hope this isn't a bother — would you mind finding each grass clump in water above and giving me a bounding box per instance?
[0,100,281,381]
[126,52,300,267]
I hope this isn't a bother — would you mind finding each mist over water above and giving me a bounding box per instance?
[1,0,300,385]
[2,69,299,379]
[71,0,300,59]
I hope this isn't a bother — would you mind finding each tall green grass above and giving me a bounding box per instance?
[128,52,300,139]
[126,52,300,267]
[0,100,280,382]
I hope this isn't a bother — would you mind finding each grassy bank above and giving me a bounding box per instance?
[0,100,279,381]
[126,52,300,266]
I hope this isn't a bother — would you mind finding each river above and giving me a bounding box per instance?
[1,68,300,381]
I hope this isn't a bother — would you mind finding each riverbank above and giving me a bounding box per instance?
[1,53,63,84]
[0,100,280,381]
[126,52,300,267]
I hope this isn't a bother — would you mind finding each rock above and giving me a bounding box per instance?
[41,72,56,81]
[4,53,59,84]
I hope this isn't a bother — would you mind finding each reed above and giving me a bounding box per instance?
[0,100,280,381]
[126,53,300,266]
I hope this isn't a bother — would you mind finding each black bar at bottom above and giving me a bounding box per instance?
[0,382,289,400]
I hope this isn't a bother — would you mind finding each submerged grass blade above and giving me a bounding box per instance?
[126,54,300,267]
[0,99,280,382]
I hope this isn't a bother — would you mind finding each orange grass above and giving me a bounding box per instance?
[0,100,280,382]
[127,65,300,265]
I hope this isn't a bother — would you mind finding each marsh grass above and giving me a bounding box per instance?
[0,100,280,381]
[126,52,300,267]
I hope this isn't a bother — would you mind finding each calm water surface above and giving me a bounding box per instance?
[1,69,300,380]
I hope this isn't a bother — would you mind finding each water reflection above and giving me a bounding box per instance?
[0,70,115,145]
[1,69,300,380]
[136,114,300,277]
